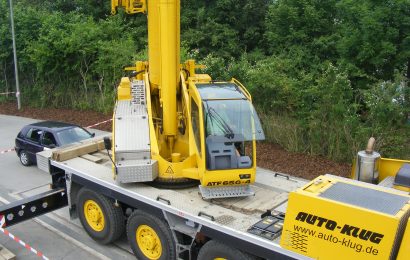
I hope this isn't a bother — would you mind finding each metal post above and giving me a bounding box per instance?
[9,0,21,110]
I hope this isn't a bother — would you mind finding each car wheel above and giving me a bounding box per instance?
[19,150,31,166]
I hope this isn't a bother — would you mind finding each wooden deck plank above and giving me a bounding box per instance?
[80,154,104,163]
[52,138,107,162]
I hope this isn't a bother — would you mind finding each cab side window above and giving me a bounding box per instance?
[26,128,42,143]
[42,131,57,147]
[191,99,201,156]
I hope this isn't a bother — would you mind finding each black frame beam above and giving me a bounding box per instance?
[0,188,68,227]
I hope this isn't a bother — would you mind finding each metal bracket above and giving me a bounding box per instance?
[0,188,68,227]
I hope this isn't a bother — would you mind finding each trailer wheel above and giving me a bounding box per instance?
[198,240,256,260]
[77,188,124,244]
[126,210,176,260]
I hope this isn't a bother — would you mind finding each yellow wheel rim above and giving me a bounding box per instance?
[83,200,105,232]
[136,225,162,259]
[214,258,227,260]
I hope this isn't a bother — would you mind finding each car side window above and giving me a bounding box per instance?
[42,131,57,147]
[26,128,42,143]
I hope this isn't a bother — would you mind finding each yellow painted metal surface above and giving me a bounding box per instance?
[147,0,160,87]
[378,158,410,181]
[83,200,105,232]
[117,77,131,100]
[158,0,179,138]
[397,217,410,260]
[281,175,410,260]
[111,111,117,179]
[351,157,410,185]
[111,0,146,14]
[136,224,162,259]
[111,1,259,188]
[144,72,197,181]
[231,78,251,101]
[393,184,410,192]
[201,168,255,187]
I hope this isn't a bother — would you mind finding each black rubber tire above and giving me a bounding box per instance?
[198,240,256,260]
[126,210,176,260]
[77,188,124,244]
[19,150,31,166]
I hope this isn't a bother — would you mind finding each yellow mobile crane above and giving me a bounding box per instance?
[110,0,264,198]
[2,1,410,260]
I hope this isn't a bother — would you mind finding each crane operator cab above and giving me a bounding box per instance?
[190,82,265,199]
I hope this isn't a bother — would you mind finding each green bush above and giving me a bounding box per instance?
[1,0,409,162]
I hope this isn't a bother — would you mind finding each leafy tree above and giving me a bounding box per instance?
[182,0,268,59]
[0,0,408,160]
[264,0,339,61]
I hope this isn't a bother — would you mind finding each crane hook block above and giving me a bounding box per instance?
[111,0,146,15]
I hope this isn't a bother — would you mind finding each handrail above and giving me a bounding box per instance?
[231,78,252,101]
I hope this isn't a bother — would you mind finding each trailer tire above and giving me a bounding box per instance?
[126,210,176,260]
[77,188,124,244]
[198,240,256,260]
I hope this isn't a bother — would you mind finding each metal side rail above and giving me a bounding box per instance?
[0,188,67,227]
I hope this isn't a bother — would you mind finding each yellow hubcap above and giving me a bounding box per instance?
[214,258,227,260]
[84,200,105,232]
[136,225,162,259]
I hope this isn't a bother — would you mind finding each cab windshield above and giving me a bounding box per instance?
[203,99,265,141]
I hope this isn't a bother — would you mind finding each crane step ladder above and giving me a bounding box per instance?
[199,185,255,199]
[114,80,158,183]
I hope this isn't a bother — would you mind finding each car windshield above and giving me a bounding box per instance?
[203,99,265,141]
[56,127,92,145]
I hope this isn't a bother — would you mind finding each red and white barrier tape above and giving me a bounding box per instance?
[0,148,15,154]
[86,118,112,129]
[0,215,49,260]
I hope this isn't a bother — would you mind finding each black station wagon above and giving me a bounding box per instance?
[15,121,94,166]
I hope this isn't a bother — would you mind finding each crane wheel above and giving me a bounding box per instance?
[77,188,125,244]
[198,240,257,260]
[126,210,176,260]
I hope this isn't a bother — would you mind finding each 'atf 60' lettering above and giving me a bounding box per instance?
[295,212,384,244]
[207,180,250,186]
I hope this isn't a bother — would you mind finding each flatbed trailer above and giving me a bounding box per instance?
[3,136,410,260]
[1,136,311,259]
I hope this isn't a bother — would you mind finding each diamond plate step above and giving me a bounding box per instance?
[199,185,255,199]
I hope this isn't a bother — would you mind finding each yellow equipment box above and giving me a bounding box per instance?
[281,175,410,260]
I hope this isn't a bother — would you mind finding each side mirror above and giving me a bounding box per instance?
[103,137,112,150]
[49,144,57,149]
[91,133,96,137]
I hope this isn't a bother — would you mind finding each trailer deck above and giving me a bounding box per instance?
[34,137,311,259]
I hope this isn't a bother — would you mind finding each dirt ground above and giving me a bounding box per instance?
[0,102,351,180]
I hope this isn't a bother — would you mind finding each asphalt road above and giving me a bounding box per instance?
[0,114,135,259]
